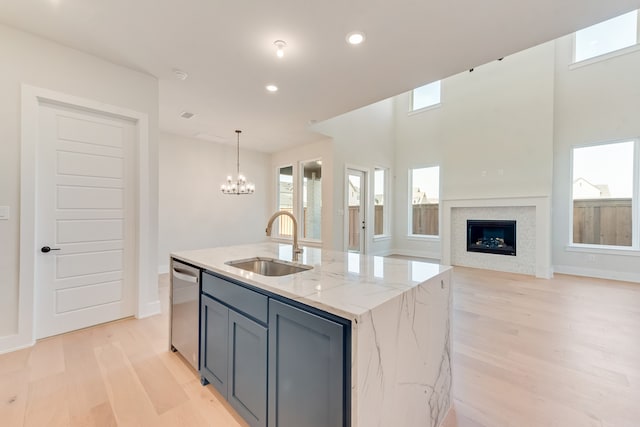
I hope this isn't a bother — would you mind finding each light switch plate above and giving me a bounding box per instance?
[0,206,9,220]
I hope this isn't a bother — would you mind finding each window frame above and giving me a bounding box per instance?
[274,163,295,239]
[299,158,323,243]
[407,165,441,240]
[568,138,639,252]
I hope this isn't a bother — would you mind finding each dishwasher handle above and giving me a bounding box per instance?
[172,267,199,284]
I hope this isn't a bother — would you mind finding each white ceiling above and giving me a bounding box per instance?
[1,0,639,152]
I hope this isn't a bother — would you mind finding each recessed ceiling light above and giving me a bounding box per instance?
[274,40,287,58]
[266,85,278,92]
[180,111,195,119]
[346,31,365,45]
[173,68,189,80]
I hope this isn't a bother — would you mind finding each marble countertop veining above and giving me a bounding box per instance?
[171,242,450,321]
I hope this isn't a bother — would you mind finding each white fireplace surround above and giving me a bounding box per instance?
[441,196,552,278]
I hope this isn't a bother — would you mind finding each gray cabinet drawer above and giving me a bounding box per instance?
[202,272,268,323]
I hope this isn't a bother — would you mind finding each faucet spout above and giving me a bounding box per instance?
[265,210,303,262]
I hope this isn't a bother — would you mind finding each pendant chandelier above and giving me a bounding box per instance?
[221,130,255,195]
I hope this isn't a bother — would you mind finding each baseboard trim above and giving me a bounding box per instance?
[388,248,442,262]
[553,265,640,283]
[368,248,394,257]
[137,300,161,319]
[0,333,35,355]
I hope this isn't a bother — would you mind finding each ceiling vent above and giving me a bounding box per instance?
[180,111,195,119]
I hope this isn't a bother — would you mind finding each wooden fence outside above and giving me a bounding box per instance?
[374,205,383,235]
[277,208,295,237]
[412,204,439,236]
[283,199,631,246]
[573,198,632,246]
[347,206,385,249]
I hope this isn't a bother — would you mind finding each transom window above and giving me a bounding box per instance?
[411,81,441,111]
[574,10,639,62]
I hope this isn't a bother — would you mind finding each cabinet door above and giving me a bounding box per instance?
[268,300,345,427]
[228,310,268,427]
[200,294,229,397]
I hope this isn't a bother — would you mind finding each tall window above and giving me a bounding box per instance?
[276,165,294,237]
[411,81,441,111]
[574,10,639,62]
[302,160,322,240]
[572,140,637,247]
[374,168,387,236]
[409,166,440,236]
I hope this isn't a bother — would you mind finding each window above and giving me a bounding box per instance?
[301,160,322,240]
[274,161,323,242]
[411,81,441,111]
[409,166,440,236]
[574,10,639,62]
[572,140,637,247]
[374,168,387,236]
[276,165,294,237]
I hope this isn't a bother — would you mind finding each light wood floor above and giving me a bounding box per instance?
[444,268,640,427]
[1,268,639,426]
[0,274,248,427]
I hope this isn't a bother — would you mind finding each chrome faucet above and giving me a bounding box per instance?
[265,210,303,261]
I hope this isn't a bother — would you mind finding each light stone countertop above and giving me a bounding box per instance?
[171,242,450,321]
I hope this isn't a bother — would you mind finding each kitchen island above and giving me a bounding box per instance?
[172,242,452,427]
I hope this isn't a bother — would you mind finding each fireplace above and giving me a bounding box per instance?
[467,220,516,256]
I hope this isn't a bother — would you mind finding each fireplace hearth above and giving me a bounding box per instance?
[467,220,516,256]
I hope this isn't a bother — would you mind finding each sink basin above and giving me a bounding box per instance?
[225,257,312,277]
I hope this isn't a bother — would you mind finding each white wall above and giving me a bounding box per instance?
[158,133,271,271]
[552,35,640,282]
[312,99,396,254]
[275,36,639,282]
[0,24,159,344]
[393,42,556,258]
[270,138,334,249]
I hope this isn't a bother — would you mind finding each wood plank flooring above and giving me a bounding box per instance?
[444,268,640,427]
[1,268,639,426]
[0,274,248,427]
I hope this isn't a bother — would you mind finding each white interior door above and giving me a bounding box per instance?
[346,169,366,253]
[35,102,136,339]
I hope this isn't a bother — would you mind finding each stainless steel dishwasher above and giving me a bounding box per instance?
[170,259,200,370]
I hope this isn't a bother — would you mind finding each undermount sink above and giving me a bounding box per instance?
[225,257,312,277]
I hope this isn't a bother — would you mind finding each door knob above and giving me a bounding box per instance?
[41,246,61,253]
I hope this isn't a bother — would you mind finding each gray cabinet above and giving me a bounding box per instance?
[228,310,268,426]
[200,273,268,427]
[200,272,348,427]
[200,294,228,395]
[268,299,345,427]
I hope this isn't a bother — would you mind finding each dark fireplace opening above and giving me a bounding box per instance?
[467,220,516,256]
